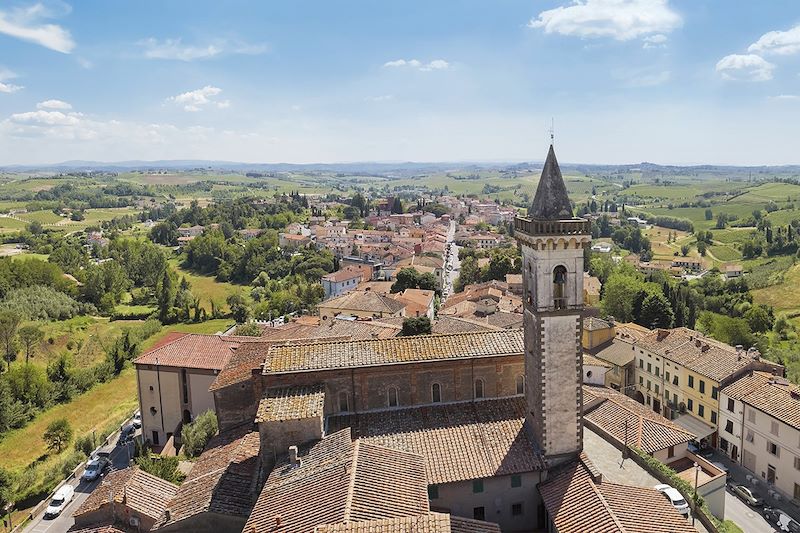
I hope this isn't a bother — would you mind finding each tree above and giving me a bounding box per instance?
[181,411,218,458]
[637,293,675,329]
[158,269,175,323]
[18,324,43,364]
[0,311,21,369]
[391,268,437,293]
[43,418,73,454]
[233,322,262,336]
[227,293,251,323]
[402,316,431,336]
[0,467,14,514]
[135,453,184,484]
[696,241,707,256]
[391,197,403,214]
[680,244,690,257]
[744,305,773,334]
[704,209,713,221]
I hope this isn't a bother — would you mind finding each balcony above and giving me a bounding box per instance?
[514,216,590,237]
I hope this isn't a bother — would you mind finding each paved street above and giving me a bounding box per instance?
[442,220,459,300]
[22,435,136,533]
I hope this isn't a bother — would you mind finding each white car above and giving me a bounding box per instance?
[132,411,142,429]
[44,484,74,518]
[655,484,690,516]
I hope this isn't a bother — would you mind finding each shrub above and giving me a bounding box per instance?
[135,453,184,484]
[233,322,262,336]
[0,285,97,321]
[74,432,98,456]
[181,410,218,458]
[43,418,73,454]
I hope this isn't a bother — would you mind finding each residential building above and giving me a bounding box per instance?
[721,371,800,504]
[672,257,703,271]
[279,232,312,249]
[724,264,744,279]
[321,266,370,299]
[317,290,406,321]
[582,354,610,386]
[390,288,435,319]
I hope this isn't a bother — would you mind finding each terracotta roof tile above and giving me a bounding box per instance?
[583,354,612,368]
[261,330,524,374]
[327,397,546,484]
[315,512,501,533]
[256,384,325,423]
[134,334,257,370]
[322,291,407,315]
[73,466,177,522]
[244,429,430,533]
[158,426,260,528]
[723,371,800,430]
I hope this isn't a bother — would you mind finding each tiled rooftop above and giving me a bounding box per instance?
[261,329,524,374]
[244,429,430,533]
[256,384,325,423]
[589,339,636,367]
[315,513,501,533]
[327,397,546,484]
[321,291,407,315]
[539,453,695,533]
[583,354,612,368]
[73,466,177,522]
[583,385,695,454]
[134,333,257,370]
[723,371,800,430]
[157,426,260,529]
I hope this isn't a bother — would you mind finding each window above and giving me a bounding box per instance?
[474,379,485,399]
[688,376,694,388]
[768,441,780,457]
[639,359,644,369]
[687,399,693,412]
[472,479,484,493]
[387,387,399,408]
[639,376,644,386]
[647,380,652,391]
[655,367,660,377]
[672,375,678,386]
[553,266,567,310]
[511,475,522,488]
[667,446,675,459]
[712,387,718,400]
[727,398,735,412]
[771,421,780,437]
[646,396,651,406]
[181,368,189,404]
[647,363,652,373]
[720,438,728,452]
[673,393,678,405]
[699,380,705,394]
[655,384,659,395]
[794,457,800,471]
[428,485,439,499]
[795,484,800,503]
[473,507,485,521]
[698,404,705,418]
[746,429,754,443]
[432,383,442,403]
[725,420,734,434]
[516,375,525,395]
[666,371,671,381]
[711,411,717,424]
[748,409,756,423]
[511,503,523,516]
[338,391,350,412]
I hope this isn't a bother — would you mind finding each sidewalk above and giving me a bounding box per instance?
[710,448,800,523]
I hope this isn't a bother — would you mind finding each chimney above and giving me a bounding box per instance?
[701,344,710,352]
[164,510,171,522]
[288,445,300,467]
[657,329,669,341]
[275,515,282,527]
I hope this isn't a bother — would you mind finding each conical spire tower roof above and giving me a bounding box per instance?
[529,144,573,220]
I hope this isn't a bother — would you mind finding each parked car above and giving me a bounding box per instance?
[654,484,690,516]
[81,454,111,482]
[764,507,800,532]
[44,484,75,518]
[117,424,135,445]
[732,484,763,506]
[132,411,142,429]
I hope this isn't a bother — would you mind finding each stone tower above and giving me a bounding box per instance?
[515,144,591,459]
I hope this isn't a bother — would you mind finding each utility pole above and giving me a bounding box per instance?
[620,419,629,468]
[692,461,701,526]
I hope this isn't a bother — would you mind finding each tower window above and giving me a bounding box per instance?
[338,391,350,412]
[475,379,485,399]
[432,383,442,403]
[553,265,567,310]
[387,386,399,408]
[516,375,525,395]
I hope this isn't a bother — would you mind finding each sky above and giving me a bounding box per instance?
[0,0,799,166]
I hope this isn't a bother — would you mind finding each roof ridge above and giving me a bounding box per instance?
[583,464,629,533]
[343,439,360,522]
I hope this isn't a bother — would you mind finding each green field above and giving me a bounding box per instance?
[169,258,249,313]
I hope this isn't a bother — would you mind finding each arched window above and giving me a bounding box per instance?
[338,391,349,412]
[431,383,442,403]
[553,265,567,310]
[387,387,399,408]
[474,379,485,399]
[516,375,525,395]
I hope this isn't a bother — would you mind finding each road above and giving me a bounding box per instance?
[724,490,775,533]
[22,433,137,533]
[442,220,459,300]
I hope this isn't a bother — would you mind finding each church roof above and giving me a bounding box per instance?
[529,144,574,220]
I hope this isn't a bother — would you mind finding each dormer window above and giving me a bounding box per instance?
[553,265,567,310]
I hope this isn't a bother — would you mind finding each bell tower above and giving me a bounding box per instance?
[515,144,591,459]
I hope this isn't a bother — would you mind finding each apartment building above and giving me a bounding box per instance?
[720,372,800,504]
[633,328,782,448]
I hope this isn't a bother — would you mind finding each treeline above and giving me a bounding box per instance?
[455,246,521,292]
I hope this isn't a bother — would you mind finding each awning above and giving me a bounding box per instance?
[674,414,716,440]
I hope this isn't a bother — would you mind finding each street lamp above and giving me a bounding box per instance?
[692,461,701,526]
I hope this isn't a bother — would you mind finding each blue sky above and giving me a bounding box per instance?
[0,0,799,165]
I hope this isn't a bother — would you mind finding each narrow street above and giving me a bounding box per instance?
[442,220,460,301]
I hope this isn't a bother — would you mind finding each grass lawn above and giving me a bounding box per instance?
[143,319,235,350]
[168,258,248,313]
[19,210,64,225]
[0,368,139,471]
[752,261,800,312]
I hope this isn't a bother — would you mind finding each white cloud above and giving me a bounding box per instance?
[529,0,682,41]
[748,25,800,56]
[770,94,800,101]
[383,58,450,71]
[0,68,22,93]
[139,37,267,61]
[643,33,668,49]
[366,94,394,102]
[37,99,71,110]
[715,54,775,81]
[628,70,671,87]
[167,86,230,112]
[0,3,75,53]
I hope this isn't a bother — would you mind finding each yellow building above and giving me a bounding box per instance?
[633,327,783,448]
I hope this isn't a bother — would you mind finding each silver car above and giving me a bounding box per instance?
[732,485,763,506]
